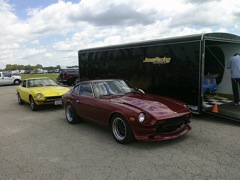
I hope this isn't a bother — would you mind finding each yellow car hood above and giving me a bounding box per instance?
[31,86,70,96]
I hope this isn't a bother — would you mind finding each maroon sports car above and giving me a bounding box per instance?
[62,79,191,144]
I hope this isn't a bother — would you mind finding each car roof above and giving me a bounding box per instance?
[80,79,123,83]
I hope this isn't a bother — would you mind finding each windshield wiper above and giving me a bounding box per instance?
[124,91,142,95]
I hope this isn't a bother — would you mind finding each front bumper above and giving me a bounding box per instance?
[132,124,191,141]
[35,96,63,105]
[131,117,191,141]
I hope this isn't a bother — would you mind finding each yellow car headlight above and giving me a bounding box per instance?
[36,93,42,99]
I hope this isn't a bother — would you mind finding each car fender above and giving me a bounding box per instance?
[106,102,143,127]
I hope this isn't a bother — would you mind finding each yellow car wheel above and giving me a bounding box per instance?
[30,96,39,111]
[17,93,24,105]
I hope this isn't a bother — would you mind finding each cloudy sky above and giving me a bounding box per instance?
[0,0,239,69]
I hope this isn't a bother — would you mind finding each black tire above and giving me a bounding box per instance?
[17,93,24,105]
[30,96,38,111]
[111,114,134,144]
[14,79,21,85]
[65,103,79,124]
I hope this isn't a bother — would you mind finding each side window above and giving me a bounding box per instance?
[79,83,93,97]
[22,80,26,87]
[28,80,34,87]
[3,73,11,77]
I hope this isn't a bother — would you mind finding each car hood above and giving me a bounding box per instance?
[109,94,190,119]
[13,75,21,79]
[31,86,70,96]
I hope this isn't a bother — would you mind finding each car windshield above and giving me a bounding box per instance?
[28,78,57,87]
[93,80,140,97]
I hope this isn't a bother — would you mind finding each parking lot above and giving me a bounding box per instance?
[1,85,240,180]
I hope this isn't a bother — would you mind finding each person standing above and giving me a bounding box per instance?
[227,53,240,105]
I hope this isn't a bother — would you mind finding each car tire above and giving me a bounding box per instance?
[111,114,134,144]
[14,79,21,85]
[30,96,38,111]
[65,103,79,124]
[17,93,24,105]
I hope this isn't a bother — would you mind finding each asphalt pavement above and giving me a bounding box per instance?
[0,85,240,180]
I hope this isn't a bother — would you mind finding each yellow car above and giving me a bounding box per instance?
[17,77,70,111]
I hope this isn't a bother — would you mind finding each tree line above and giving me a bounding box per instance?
[4,64,61,71]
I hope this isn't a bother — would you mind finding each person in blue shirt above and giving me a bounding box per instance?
[227,53,240,105]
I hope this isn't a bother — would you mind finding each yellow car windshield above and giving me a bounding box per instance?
[28,78,57,87]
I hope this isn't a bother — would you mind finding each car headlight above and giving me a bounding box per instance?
[36,93,42,99]
[138,113,145,122]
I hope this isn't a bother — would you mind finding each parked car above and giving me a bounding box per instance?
[17,77,70,111]
[62,79,191,144]
[0,71,21,85]
[58,68,79,86]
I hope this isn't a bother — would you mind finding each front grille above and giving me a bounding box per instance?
[45,96,62,102]
[156,116,190,133]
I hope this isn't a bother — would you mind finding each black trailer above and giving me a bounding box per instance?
[78,33,240,121]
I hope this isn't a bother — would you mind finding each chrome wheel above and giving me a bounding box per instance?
[66,105,73,122]
[65,104,78,124]
[111,114,133,144]
[112,117,127,140]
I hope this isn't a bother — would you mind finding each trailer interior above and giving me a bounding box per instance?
[203,38,240,121]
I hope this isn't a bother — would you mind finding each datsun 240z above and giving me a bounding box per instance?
[17,77,70,111]
[62,79,191,144]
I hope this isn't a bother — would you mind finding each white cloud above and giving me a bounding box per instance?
[0,0,240,69]
[31,40,39,45]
